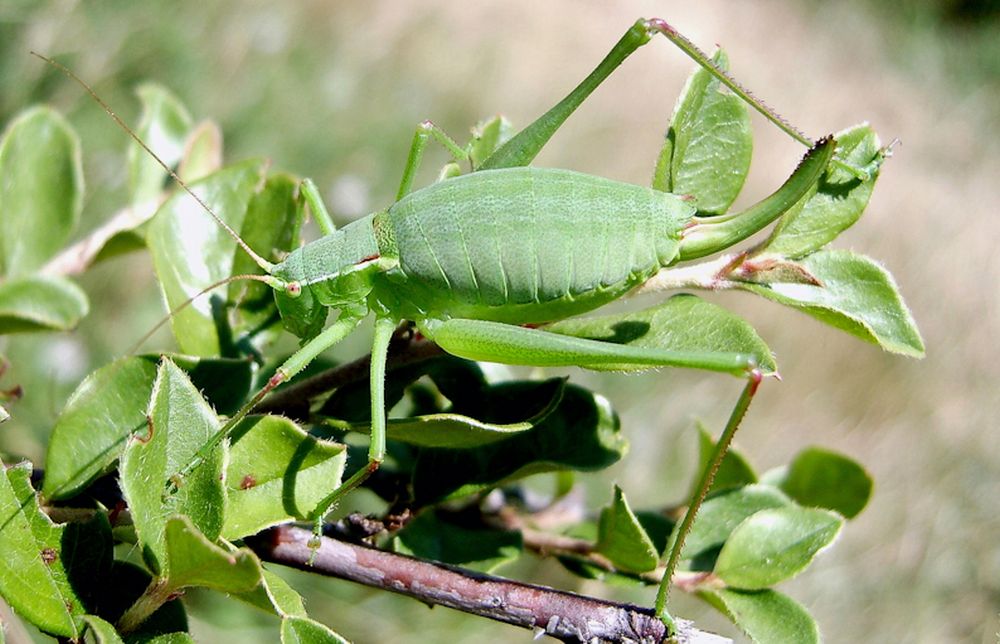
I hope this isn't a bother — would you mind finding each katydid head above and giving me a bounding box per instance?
[270,213,394,340]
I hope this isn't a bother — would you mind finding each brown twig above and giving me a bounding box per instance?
[247,525,730,644]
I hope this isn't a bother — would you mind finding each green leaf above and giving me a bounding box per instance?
[764,447,873,519]
[177,120,223,183]
[169,354,253,416]
[422,355,488,403]
[235,568,307,618]
[413,384,625,504]
[261,569,307,617]
[765,124,881,258]
[328,377,566,449]
[226,173,301,344]
[162,516,261,592]
[682,485,790,562]
[381,407,551,447]
[319,354,486,424]
[653,50,751,215]
[93,230,150,264]
[44,356,155,500]
[546,294,776,375]
[58,92,201,272]
[280,616,349,644]
[0,459,83,637]
[394,510,522,573]
[696,423,757,495]
[0,106,83,276]
[596,486,659,572]
[119,358,224,573]
[318,359,428,424]
[469,115,514,169]
[129,633,196,644]
[128,84,193,205]
[714,506,842,589]
[0,275,88,333]
[83,615,125,644]
[558,512,669,586]
[53,213,149,273]
[88,561,187,638]
[44,354,252,500]
[700,588,818,644]
[633,511,675,557]
[146,159,268,356]
[223,415,346,540]
[740,250,924,356]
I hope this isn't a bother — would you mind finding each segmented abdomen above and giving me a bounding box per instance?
[385,167,693,317]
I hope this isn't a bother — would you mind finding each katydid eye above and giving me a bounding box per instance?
[286,281,302,298]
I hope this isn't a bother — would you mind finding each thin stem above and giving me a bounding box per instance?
[116,578,174,634]
[631,254,740,295]
[655,370,763,631]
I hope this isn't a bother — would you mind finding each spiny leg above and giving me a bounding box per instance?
[419,317,754,378]
[396,120,469,200]
[480,18,815,173]
[645,19,812,147]
[479,20,652,170]
[655,369,763,635]
[419,316,763,635]
[168,314,363,493]
[308,315,396,537]
[648,21,890,180]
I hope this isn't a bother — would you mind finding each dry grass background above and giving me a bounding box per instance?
[1,1,997,641]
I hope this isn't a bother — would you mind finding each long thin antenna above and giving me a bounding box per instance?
[646,19,815,148]
[126,273,283,355]
[31,51,276,273]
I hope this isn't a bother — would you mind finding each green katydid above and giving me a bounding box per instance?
[38,17,879,632]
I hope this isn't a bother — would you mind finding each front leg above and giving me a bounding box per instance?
[396,120,469,199]
[308,315,397,532]
[168,313,363,494]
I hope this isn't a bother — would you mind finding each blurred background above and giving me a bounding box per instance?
[1,1,997,641]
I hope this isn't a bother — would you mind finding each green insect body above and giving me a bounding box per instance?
[274,167,693,333]
[271,133,830,375]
